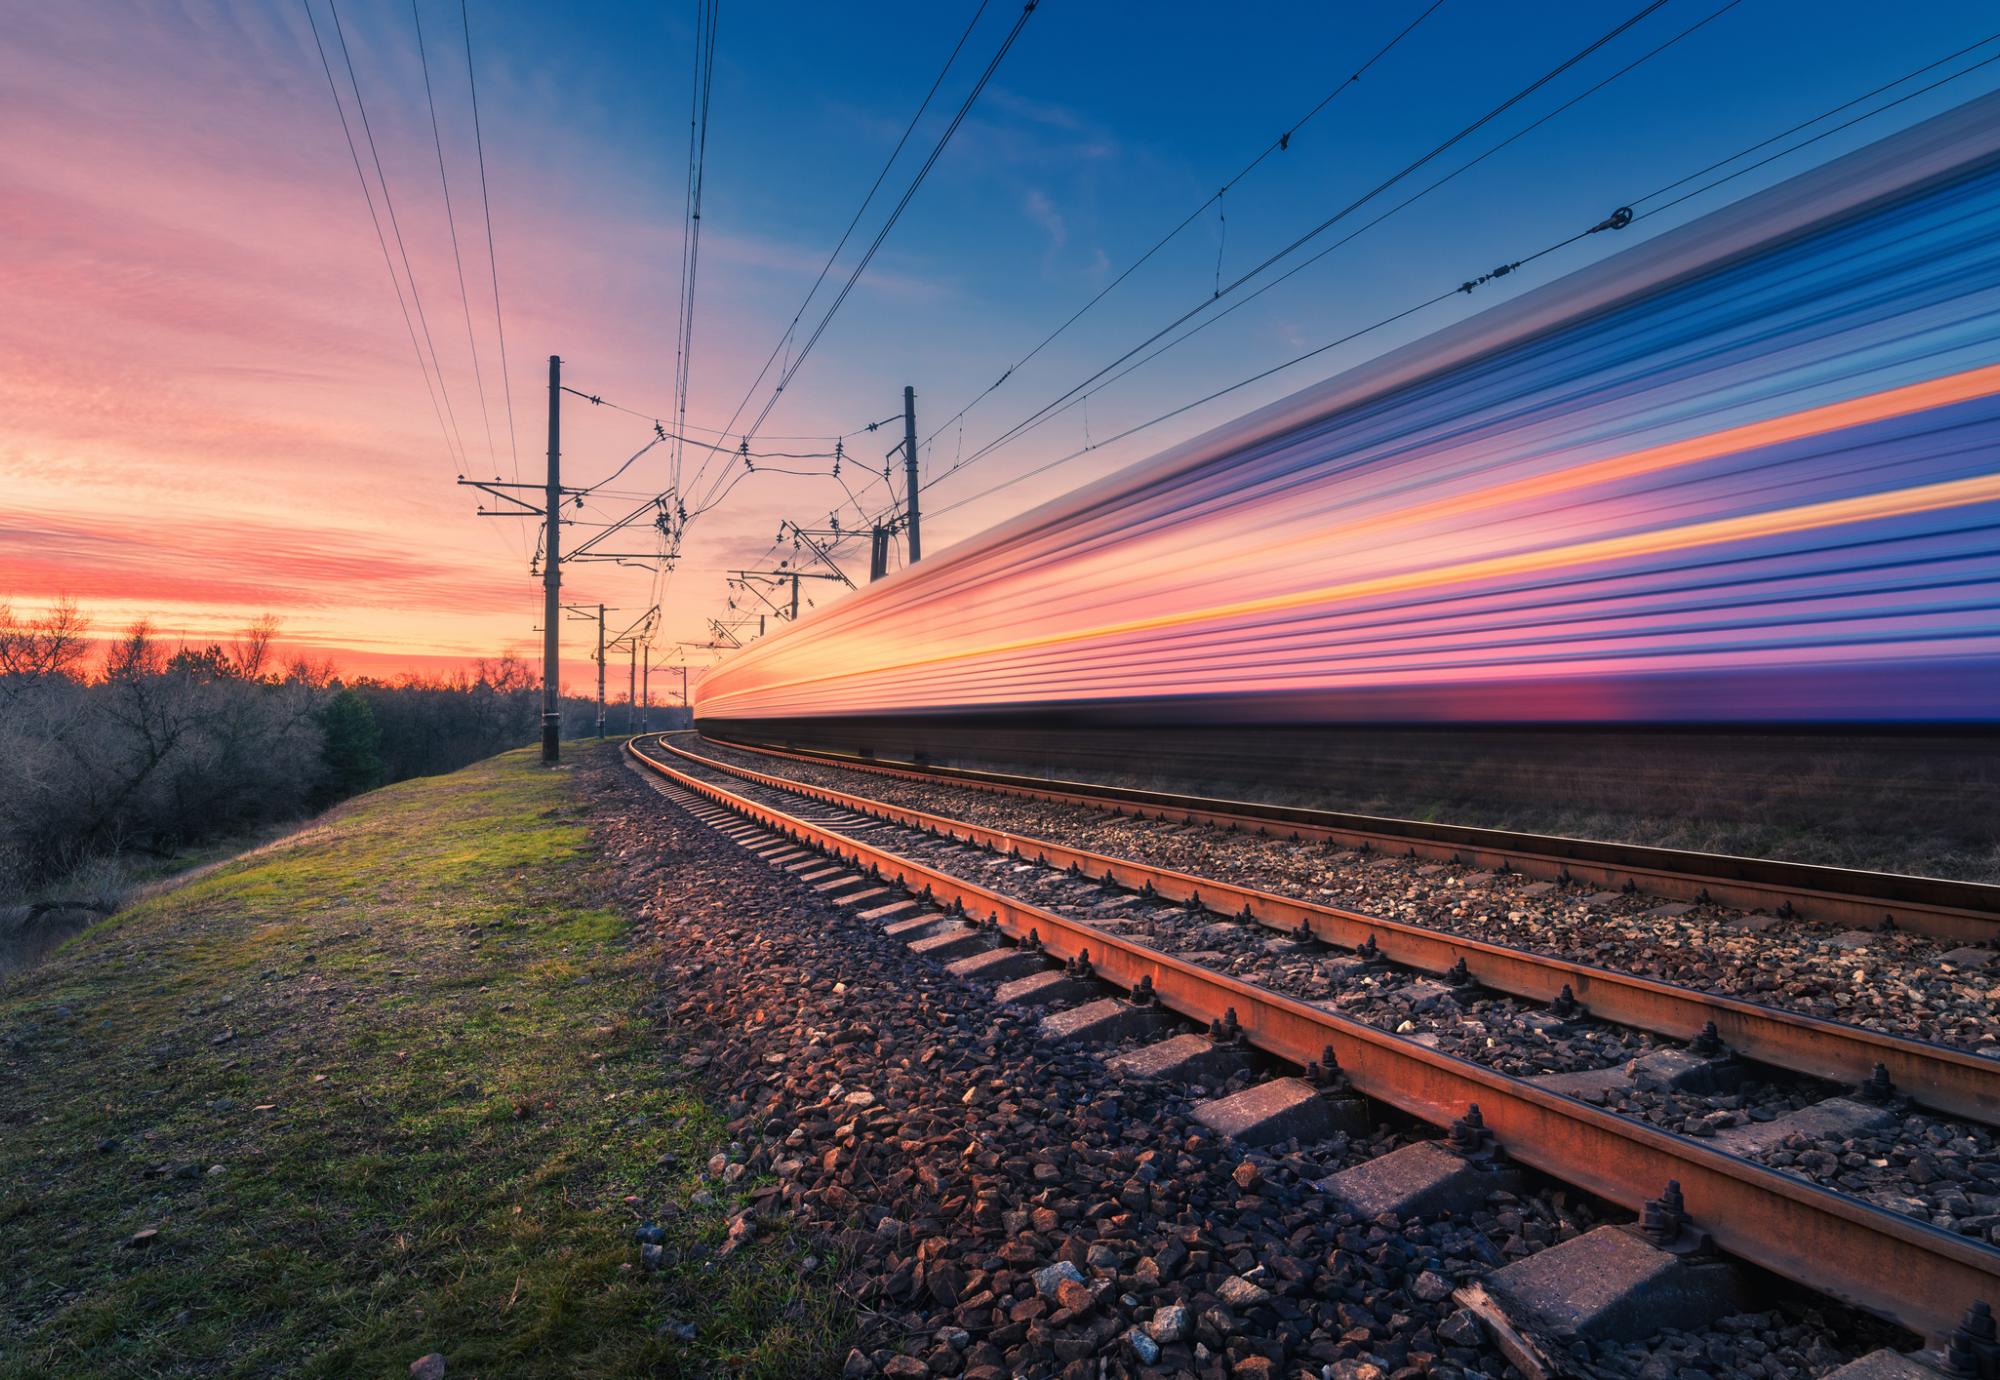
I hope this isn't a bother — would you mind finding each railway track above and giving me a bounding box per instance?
[665,733,2000,1127]
[626,735,2000,1362]
[703,731,2000,944]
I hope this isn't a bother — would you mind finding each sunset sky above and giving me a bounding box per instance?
[5,1,1997,695]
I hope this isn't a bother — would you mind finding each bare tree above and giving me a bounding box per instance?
[232,615,280,682]
[0,600,90,693]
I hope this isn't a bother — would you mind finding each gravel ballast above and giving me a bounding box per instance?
[676,737,2000,1056]
[593,748,1902,1378]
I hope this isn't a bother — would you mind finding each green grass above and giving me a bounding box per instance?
[0,745,846,1378]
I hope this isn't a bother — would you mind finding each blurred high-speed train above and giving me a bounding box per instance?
[697,92,2000,736]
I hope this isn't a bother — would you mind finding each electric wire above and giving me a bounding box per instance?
[669,0,721,498]
[326,0,470,467]
[924,35,2000,525]
[300,0,458,471]
[716,0,1040,470]
[925,1,1672,498]
[917,0,1746,502]
[702,0,997,477]
[413,0,496,472]
[460,0,521,482]
[917,0,1448,454]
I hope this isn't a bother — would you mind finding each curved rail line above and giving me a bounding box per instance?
[628,735,1999,1346]
[703,731,2000,943]
[660,733,2000,1127]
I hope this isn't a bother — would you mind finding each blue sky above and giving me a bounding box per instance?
[5,1,1998,678]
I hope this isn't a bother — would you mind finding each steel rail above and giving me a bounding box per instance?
[659,732,2000,1127]
[628,736,1999,1345]
[703,731,2000,943]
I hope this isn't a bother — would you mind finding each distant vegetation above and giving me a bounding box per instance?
[0,601,633,903]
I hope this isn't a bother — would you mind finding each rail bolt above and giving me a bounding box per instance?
[1945,1299,1996,1377]
[1130,974,1157,1007]
[1356,935,1380,962]
[1446,957,1472,987]
[1857,1062,1895,1104]
[1449,1104,1493,1156]
[1688,1020,1726,1058]
[1309,1045,1349,1093]
[1209,1008,1242,1046]
[1550,984,1580,1020]
[1640,1180,1688,1245]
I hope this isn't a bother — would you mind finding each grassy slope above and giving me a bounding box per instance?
[0,746,843,1379]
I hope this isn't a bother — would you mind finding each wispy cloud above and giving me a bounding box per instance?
[1022,188,1068,255]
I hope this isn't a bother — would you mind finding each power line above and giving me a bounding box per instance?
[918,0,1448,454]
[668,0,721,498]
[722,0,1040,459]
[460,0,520,483]
[929,1,1671,496]
[925,32,2000,526]
[557,384,886,442]
[704,0,996,461]
[413,0,496,472]
[326,0,470,467]
[1632,29,2000,217]
[300,0,457,469]
[918,0,1744,500]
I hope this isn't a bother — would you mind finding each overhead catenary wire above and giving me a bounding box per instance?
[460,0,520,483]
[326,0,471,468]
[916,0,1448,454]
[412,0,496,472]
[299,0,459,471]
[1633,29,2000,216]
[925,0,1674,499]
[916,0,1748,501]
[701,0,998,474]
[714,0,1040,469]
[924,32,2000,526]
[668,0,721,498]
[560,384,890,442]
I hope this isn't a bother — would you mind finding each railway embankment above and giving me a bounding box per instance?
[0,743,839,1379]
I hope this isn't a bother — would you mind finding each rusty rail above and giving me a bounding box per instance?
[659,732,2000,1128]
[628,737,1999,1345]
[703,731,2000,943]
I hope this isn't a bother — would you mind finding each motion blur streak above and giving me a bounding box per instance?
[698,92,2000,726]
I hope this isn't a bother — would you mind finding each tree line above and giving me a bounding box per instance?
[0,603,677,899]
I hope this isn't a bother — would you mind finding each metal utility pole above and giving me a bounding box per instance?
[542,356,562,761]
[595,602,606,739]
[729,568,846,624]
[626,639,638,735]
[903,385,922,564]
[641,646,650,733]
